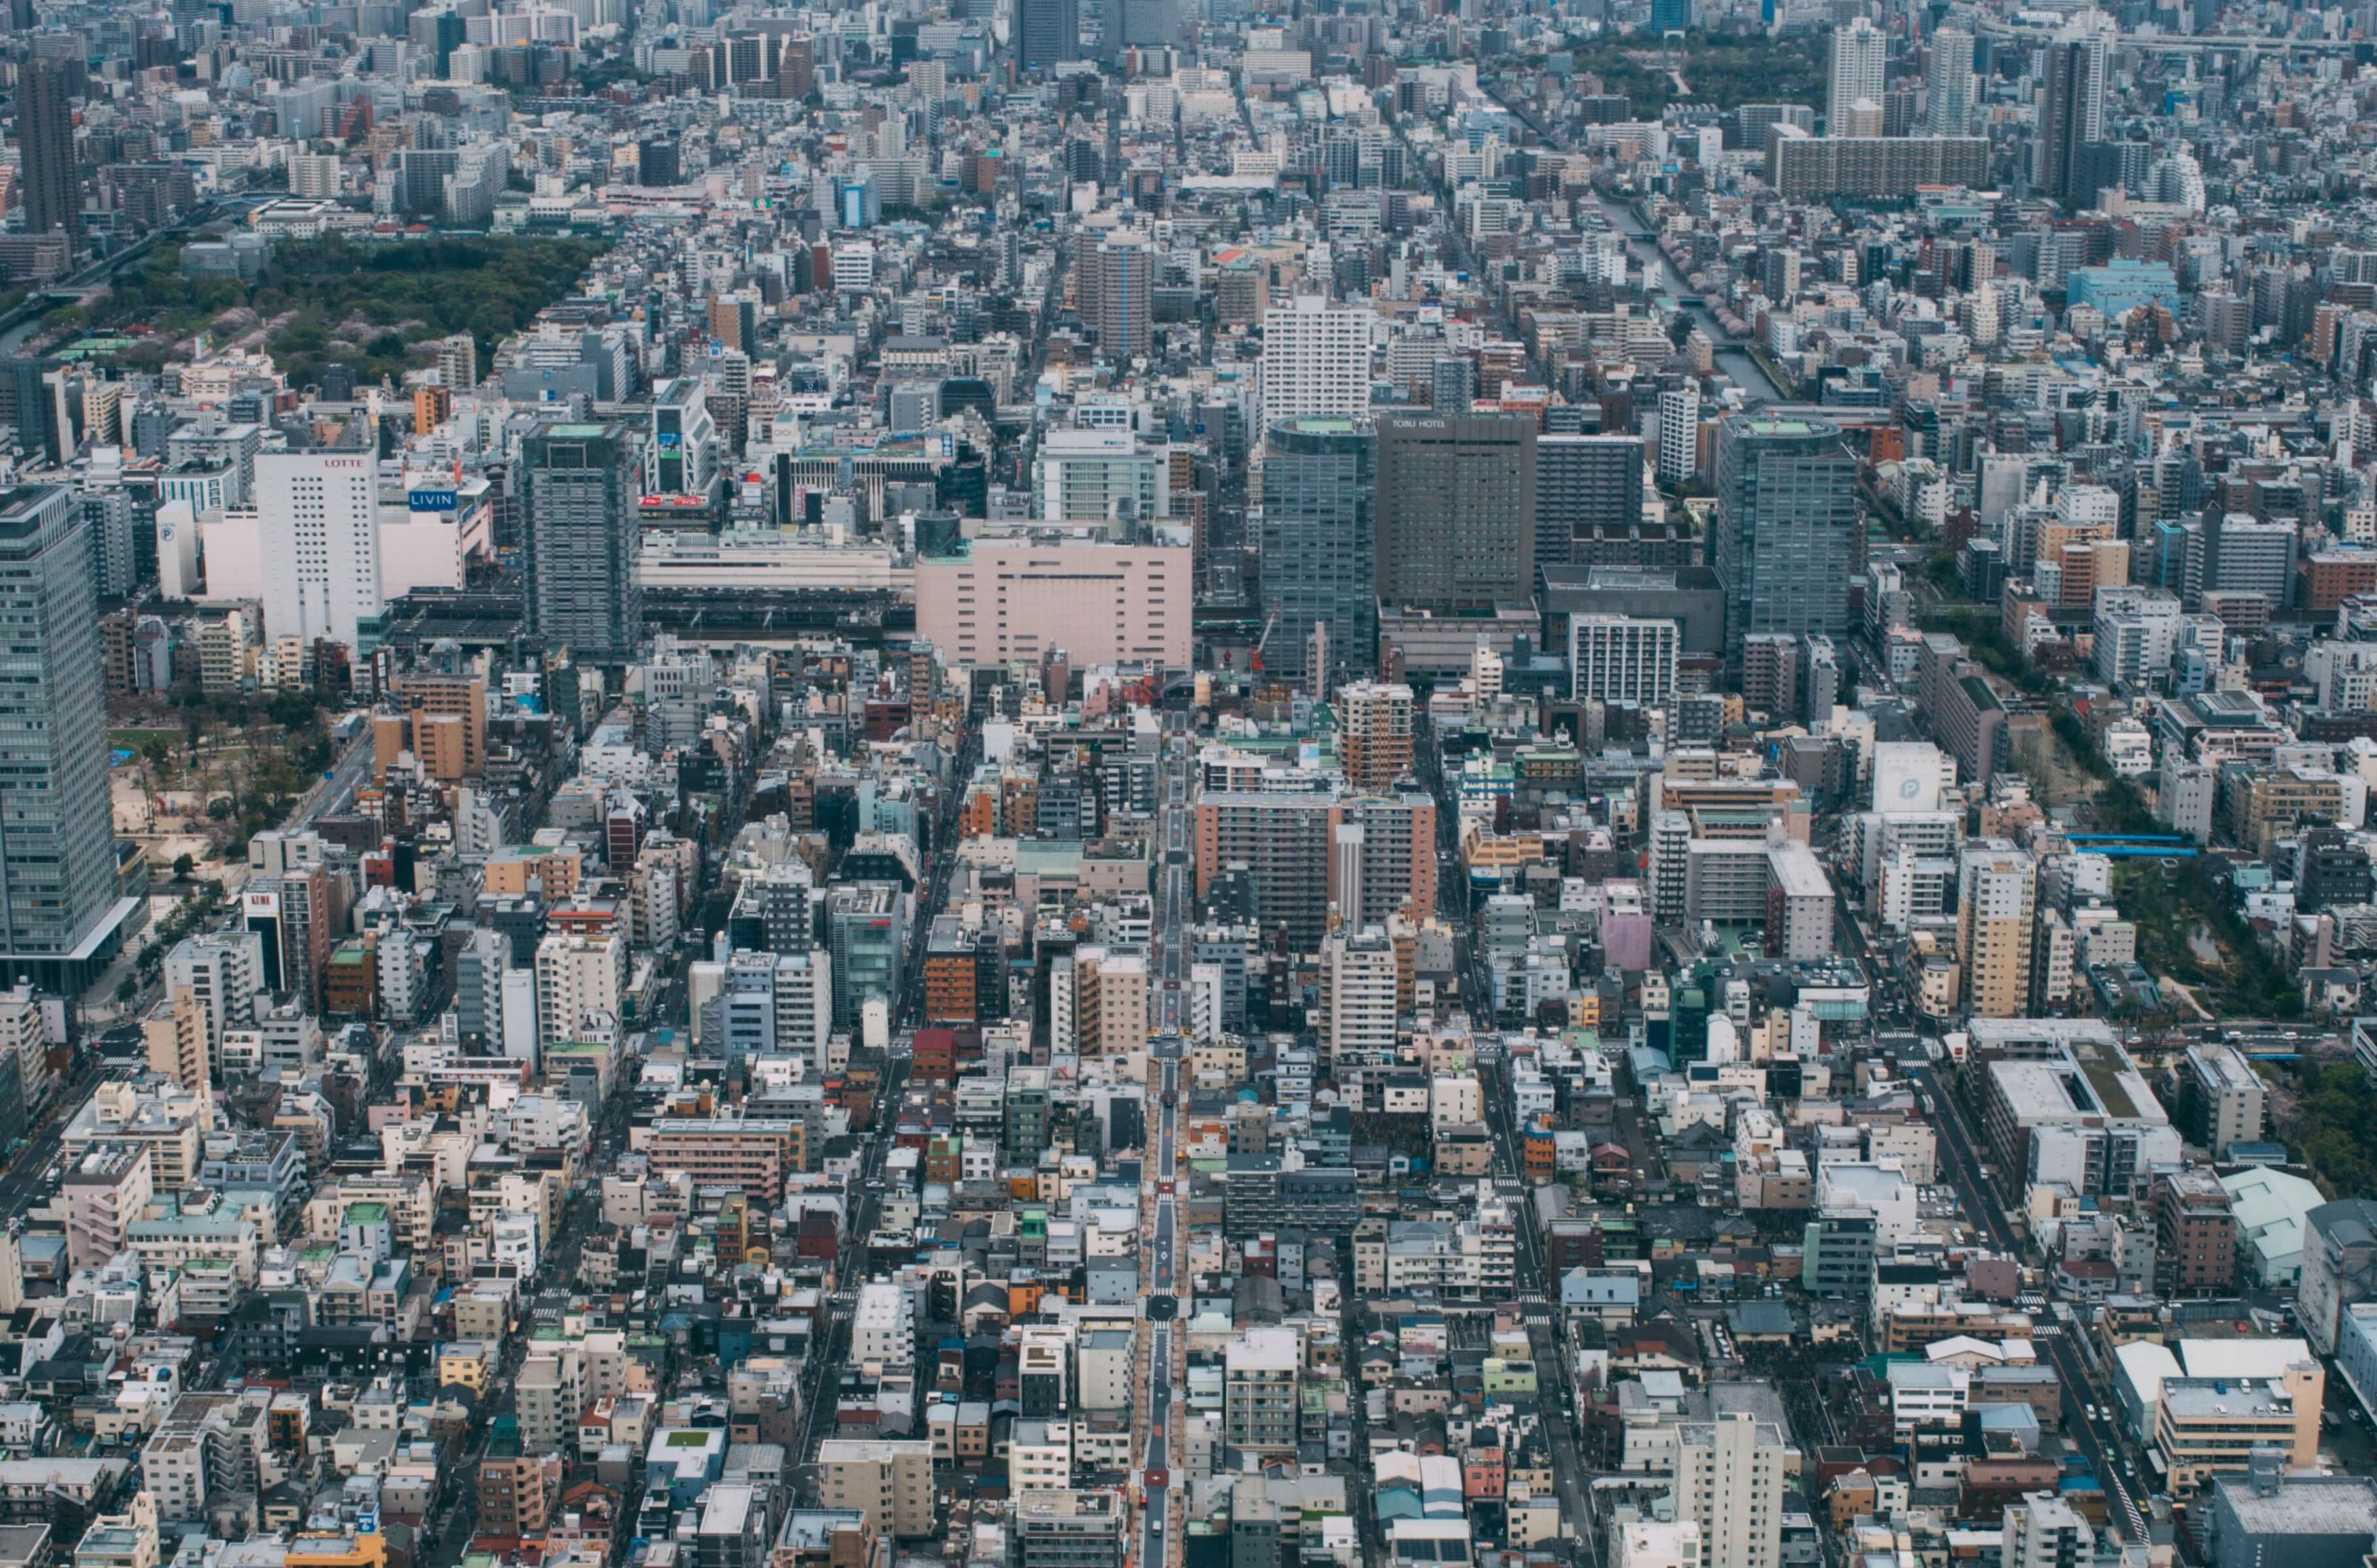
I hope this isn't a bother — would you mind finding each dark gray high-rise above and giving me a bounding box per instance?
[521,421,644,664]
[2036,27,2108,204]
[1018,0,1080,70]
[1533,433,1646,580]
[1711,416,1858,674]
[0,487,116,973]
[1262,416,1375,688]
[18,59,80,244]
[1375,412,1536,610]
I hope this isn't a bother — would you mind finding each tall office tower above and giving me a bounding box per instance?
[1672,1414,1786,1568]
[0,487,116,982]
[18,59,82,244]
[1337,681,1415,791]
[1113,0,1175,50]
[1261,416,1376,688]
[1018,0,1081,70]
[1259,298,1373,432]
[1711,415,1858,674]
[1317,926,1397,1070]
[1656,386,1700,487]
[1374,412,1536,610]
[1926,27,1976,135]
[255,451,384,653]
[1827,18,1886,133]
[522,421,644,664]
[1535,433,1647,574]
[1430,356,1476,412]
[1092,233,1152,359]
[2036,21,2109,204]
[1957,838,2037,1019]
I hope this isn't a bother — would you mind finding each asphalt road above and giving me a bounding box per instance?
[1139,715,1189,1568]
[0,1055,101,1220]
[292,732,377,834]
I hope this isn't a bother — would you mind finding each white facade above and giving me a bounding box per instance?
[163,934,266,1055]
[255,451,384,651]
[1671,1414,1784,1568]
[533,934,625,1048]
[1318,930,1396,1071]
[1612,1518,1700,1568]
[1571,615,1680,705]
[1259,298,1374,431]
[852,1281,915,1366]
[1828,18,1886,129]
[1657,387,1699,486]
[770,950,834,1070]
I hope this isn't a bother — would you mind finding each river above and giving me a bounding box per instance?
[1596,193,1785,405]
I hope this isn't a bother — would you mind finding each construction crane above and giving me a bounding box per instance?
[1247,610,1279,674]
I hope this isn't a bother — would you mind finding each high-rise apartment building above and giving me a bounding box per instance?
[2037,22,2110,204]
[1261,416,1376,689]
[1656,387,1700,487]
[1535,433,1647,576]
[1318,927,1397,1069]
[1259,298,1373,431]
[534,932,627,1047]
[0,487,121,985]
[1192,776,1435,951]
[1927,27,1976,135]
[1671,1413,1786,1568]
[1090,234,1152,359]
[1222,1329,1300,1457]
[1957,840,2037,1019]
[1828,18,1886,132]
[1337,681,1415,791]
[1711,416,1858,675]
[18,61,82,244]
[522,421,644,664]
[1374,412,1536,610]
[255,451,383,653]
[163,933,267,1059]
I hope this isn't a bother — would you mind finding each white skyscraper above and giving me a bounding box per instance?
[1258,297,1375,434]
[1657,386,1701,487]
[1926,27,1975,135]
[255,451,384,652]
[1828,17,1887,133]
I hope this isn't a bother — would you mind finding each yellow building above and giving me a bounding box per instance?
[1956,840,2035,1019]
[286,1533,386,1568]
[437,1341,495,1394]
